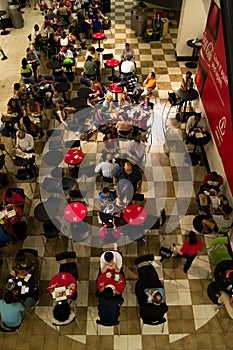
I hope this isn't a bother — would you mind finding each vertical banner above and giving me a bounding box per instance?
[196,0,233,195]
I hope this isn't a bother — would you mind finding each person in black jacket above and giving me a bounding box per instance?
[135,259,168,323]
[97,287,122,324]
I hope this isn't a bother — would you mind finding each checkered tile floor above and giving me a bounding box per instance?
[0,1,232,349]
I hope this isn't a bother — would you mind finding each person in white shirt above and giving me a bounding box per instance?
[95,154,119,182]
[125,140,145,164]
[121,55,135,79]
[186,113,207,137]
[16,131,34,153]
[100,251,122,273]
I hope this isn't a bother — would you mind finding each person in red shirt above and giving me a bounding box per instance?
[173,231,203,273]
[203,171,223,192]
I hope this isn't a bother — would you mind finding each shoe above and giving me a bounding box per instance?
[1,56,7,60]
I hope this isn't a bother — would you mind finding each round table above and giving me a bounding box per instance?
[46,60,61,70]
[43,150,64,166]
[186,39,202,69]
[48,272,77,299]
[54,82,71,102]
[92,32,105,52]
[64,202,87,222]
[0,10,10,35]
[123,204,147,226]
[97,270,125,294]
[176,88,199,121]
[64,149,84,178]
[105,59,120,81]
[0,205,23,225]
[214,260,233,295]
[192,214,207,233]
[108,83,123,101]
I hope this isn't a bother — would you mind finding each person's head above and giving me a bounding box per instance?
[4,189,14,198]
[34,24,39,32]
[4,291,14,304]
[14,83,21,91]
[101,287,114,299]
[21,57,28,67]
[124,162,132,174]
[8,98,17,108]
[188,231,198,245]
[151,291,162,305]
[222,205,232,215]
[86,55,93,62]
[105,94,113,103]
[148,71,156,79]
[106,154,112,163]
[210,171,218,180]
[26,47,33,55]
[126,55,132,61]
[61,31,67,39]
[104,251,114,263]
[88,46,96,54]
[44,15,49,20]
[17,130,26,140]
[61,46,67,53]
[195,112,202,122]
[15,249,26,263]
[72,19,78,26]
[125,43,130,50]
[102,187,110,196]
[53,301,71,322]
[185,71,192,79]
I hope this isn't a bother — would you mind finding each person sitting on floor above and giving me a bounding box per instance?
[100,251,122,274]
[95,155,119,183]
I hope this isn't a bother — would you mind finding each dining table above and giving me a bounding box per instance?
[105,59,120,81]
[64,201,87,223]
[123,204,147,225]
[92,32,105,52]
[97,269,126,294]
[185,39,202,69]
[0,205,23,225]
[64,148,85,178]
[176,87,199,122]
[48,272,77,300]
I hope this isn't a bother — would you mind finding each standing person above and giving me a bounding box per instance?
[0,43,7,60]
[173,231,203,273]
[26,48,41,81]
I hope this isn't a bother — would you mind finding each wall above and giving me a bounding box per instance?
[176,0,211,59]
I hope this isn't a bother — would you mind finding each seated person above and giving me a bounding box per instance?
[26,97,41,117]
[142,72,156,96]
[16,130,35,154]
[140,96,154,112]
[135,257,168,323]
[185,112,209,144]
[121,55,135,79]
[2,189,25,208]
[58,47,74,73]
[12,249,39,285]
[20,115,43,139]
[182,71,194,90]
[52,299,76,326]
[97,287,122,324]
[203,171,223,193]
[0,221,14,243]
[116,114,132,136]
[125,139,146,164]
[98,186,115,207]
[99,219,121,242]
[202,205,233,234]
[88,80,104,106]
[101,130,118,160]
[83,55,97,79]
[0,291,25,329]
[218,291,233,319]
[119,92,131,108]
[100,251,122,273]
[85,46,100,77]
[55,101,75,127]
[102,94,114,114]
[95,155,119,183]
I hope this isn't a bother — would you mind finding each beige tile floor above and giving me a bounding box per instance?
[0,2,232,350]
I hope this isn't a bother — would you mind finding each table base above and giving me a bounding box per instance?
[185,61,197,69]
[96,47,104,53]
[1,30,10,35]
[69,167,80,178]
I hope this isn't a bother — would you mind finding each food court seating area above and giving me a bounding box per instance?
[0,0,233,349]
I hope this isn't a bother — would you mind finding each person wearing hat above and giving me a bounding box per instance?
[95,154,119,182]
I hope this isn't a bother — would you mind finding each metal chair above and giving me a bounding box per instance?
[162,92,183,132]
[52,315,81,335]
[96,319,120,336]
[141,317,166,333]
[0,323,24,342]
[69,189,89,206]
[55,251,79,280]
[41,219,63,252]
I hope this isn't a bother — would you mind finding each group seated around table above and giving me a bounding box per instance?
[135,255,168,324]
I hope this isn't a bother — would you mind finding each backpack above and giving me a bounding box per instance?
[103,19,111,30]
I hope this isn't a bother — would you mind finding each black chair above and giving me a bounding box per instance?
[40,178,63,195]
[96,319,120,336]
[52,314,81,334]
[69,189,89,206]
[41,218,63,252]
[0,323,24,341]
[71,221,90,243]
[62,177,77,191]
[64,140,81,150]
[162,92,184,131]
[55,251,79,280]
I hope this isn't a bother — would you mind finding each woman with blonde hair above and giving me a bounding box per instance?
[88,80,104,105]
